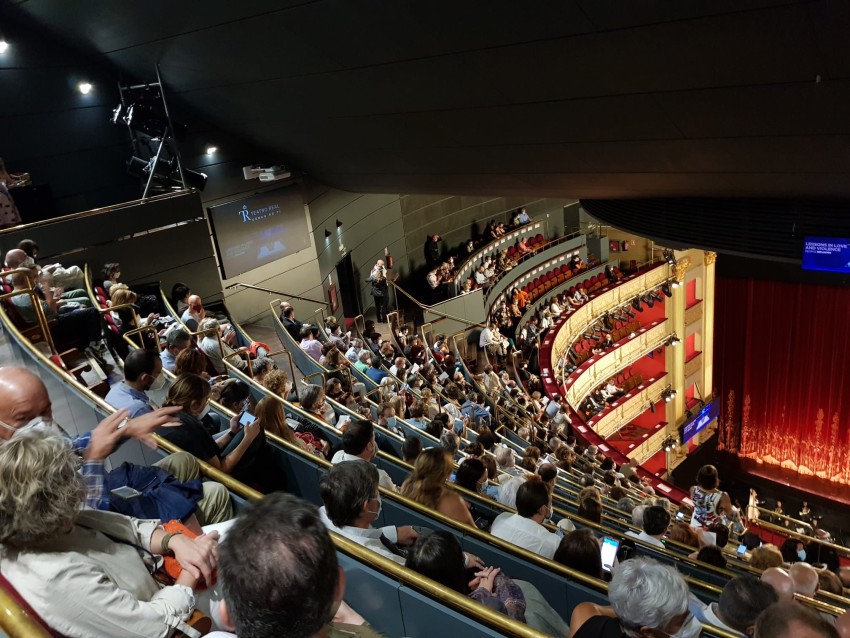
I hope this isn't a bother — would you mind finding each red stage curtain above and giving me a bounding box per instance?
[715,277,850,484]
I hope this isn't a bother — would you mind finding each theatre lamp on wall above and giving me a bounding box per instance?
[661,385,677,403]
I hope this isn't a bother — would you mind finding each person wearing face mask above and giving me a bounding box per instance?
[0,365,233,525]
[490,476,560,560]
[688,576,778,638]
[319,460,419,563]
[569,557,699,638]
[159,373,269,488]
[377,403,402,436]
[105,348,166,417]
[331,419,398,492]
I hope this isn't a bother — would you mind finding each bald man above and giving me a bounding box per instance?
[0,366,232,525]
[761,567,796,603]
[180,294,205,331]
[791,562,820,597]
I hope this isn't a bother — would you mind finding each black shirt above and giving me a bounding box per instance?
[157,411,221,463]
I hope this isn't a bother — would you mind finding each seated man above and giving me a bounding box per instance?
[690,576,778,638]
[299,325,323,362]
[0,366,232,526]
[331,419,397,491]
[345,337,364,364]
[426,267,442,290]
[6,245,86,291]
[160,327,192,372]
[208,492,383,638]
[473,265,488,286]
[328,323,350,351]
[490,476,559,559]
[626,505,669,548]
[280,305,304,341]
[365,356,388,384]
[105,348,163,417]
[755,603,839,638]
[200,317,248,375]
[8,271,102,354]
[319,461,419,563]
[181,294,205,331]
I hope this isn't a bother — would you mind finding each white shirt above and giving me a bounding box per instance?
[479,327,495,348]
[345,346,361,363]
[474,271,487,285]
[331,451,397,491]
[490,512,559,559]
[625,530,665,548]
[318,506,402,563]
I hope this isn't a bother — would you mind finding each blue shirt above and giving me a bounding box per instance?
[160,349,177,372]
[105,382,153,418]
[407,418,429,430]
[366,367,388,384]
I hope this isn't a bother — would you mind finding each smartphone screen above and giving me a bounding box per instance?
[737,543,747,556]
[239,411,255,427]
[601,537,619,572]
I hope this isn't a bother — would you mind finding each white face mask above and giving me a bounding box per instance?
[0,415,68,439]
[148,373,165,392]
[198,405,211,420]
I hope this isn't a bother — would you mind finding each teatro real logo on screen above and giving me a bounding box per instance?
[239,202,281,222]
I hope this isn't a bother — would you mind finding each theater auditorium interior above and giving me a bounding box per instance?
[2,2,850,638]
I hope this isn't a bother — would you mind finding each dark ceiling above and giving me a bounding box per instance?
[9,0,850,199]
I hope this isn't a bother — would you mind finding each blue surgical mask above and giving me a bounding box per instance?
[0,416,68,439]
[386,416,397,430]
[797,549,807,561]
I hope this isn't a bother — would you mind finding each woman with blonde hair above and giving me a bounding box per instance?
[401,447,476,526]
[0,430,217,637]
[254,395,325,457]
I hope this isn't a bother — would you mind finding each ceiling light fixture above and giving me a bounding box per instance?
[205,145,217,154]
[78,81,93,95]
[0,40,9,54]
[324,229,332,238]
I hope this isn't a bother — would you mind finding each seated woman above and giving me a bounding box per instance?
[516,237,532,255]
[454,457,491,500]
[158,373,283,492]
[285,384,334,448]
[171,282,191,315]
[401,447,476,527]
[406,531,569,637]
[554,528,604,580]
[0,430,218,638]
[173,346,213,382]
[254,395,326,457]
[569,557,695,638]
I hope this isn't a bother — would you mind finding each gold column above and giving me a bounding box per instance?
[666,255,689,443]
[701,251,717,405]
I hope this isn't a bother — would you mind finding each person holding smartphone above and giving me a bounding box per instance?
[158,373,284,492]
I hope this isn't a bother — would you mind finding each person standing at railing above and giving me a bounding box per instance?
[367,259,389,322]
[424,234,442,269]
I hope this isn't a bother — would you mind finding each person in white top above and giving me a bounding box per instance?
[625,504,669,549]
[330,419,397,491]
[319,460,418,563]
[490,477,560,559]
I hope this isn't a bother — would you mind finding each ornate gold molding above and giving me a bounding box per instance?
[671,257,691,282]
[704,251,717,266]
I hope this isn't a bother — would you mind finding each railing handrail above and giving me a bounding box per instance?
[0,190,193,236]
[225,282,328,307]
[454,218,549,282]
[391,278,487,328]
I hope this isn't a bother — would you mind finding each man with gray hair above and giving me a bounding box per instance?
[199,317,248,375]
[569,557,697,637]
[690,575,778,637]
[345,337,364,364]
[494,445,522,479]
[159,327,191,372]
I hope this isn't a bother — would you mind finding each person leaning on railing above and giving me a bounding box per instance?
[0,430,219,638]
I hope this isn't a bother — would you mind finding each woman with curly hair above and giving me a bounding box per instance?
[400,447,475,527]
[0,430,217,637]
